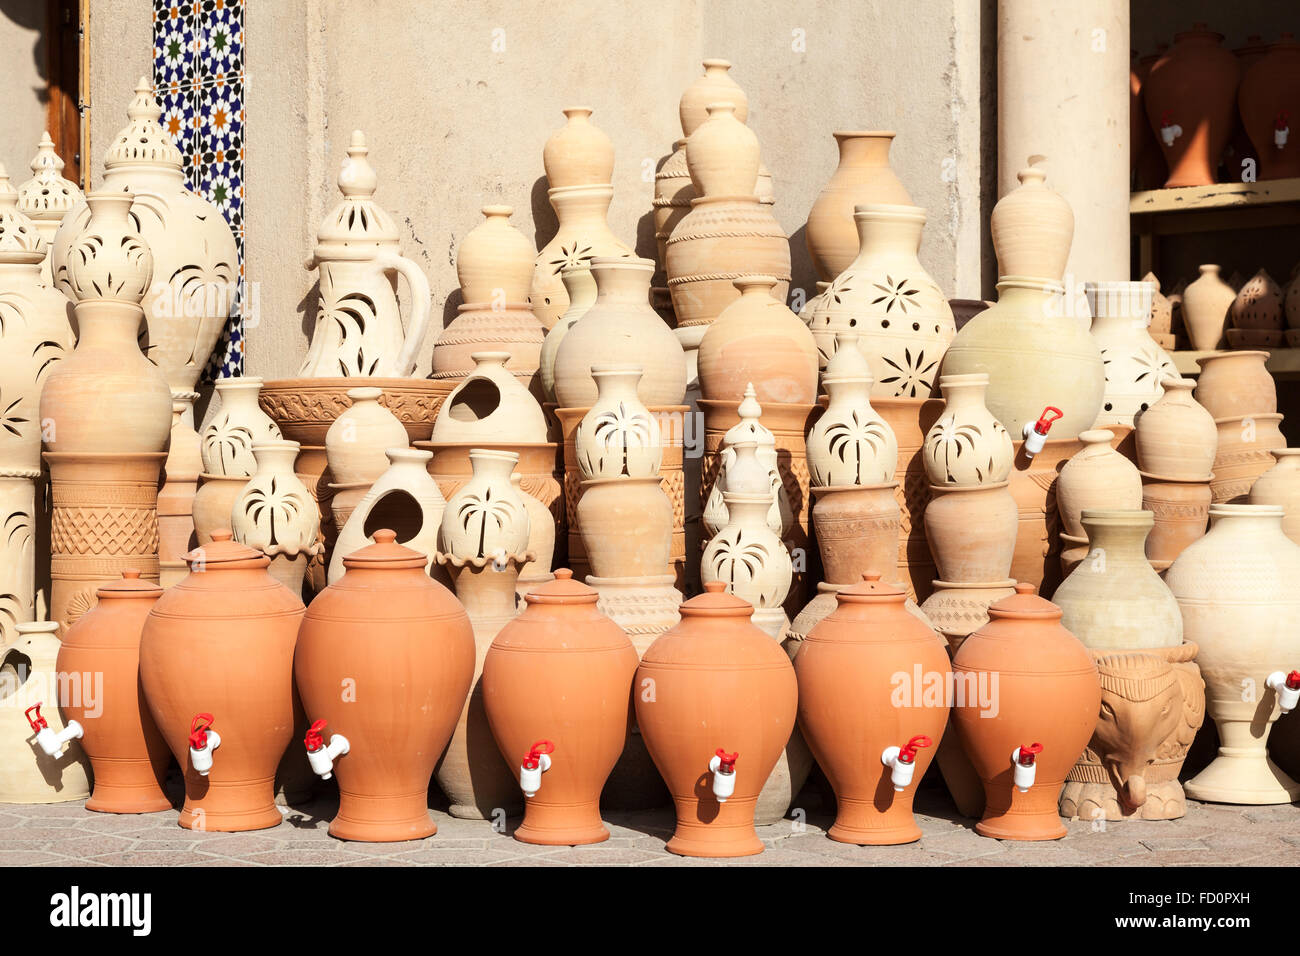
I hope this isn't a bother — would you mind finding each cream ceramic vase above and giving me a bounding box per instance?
[530,184,634,329]
[231,440,322,596]
[1056,430,1144,539]
[697,276,818,406]
[1249,450,1300,544]
[201,377,283,478]
[806,334,897,486]
[805,131,913,281]
[539,264,597,403]
[325,386,407,531]
[438,449,531,562]
[552,257,687,408]
[1182,265,1235,351]
[50,80,238,412]
[17,132,83,284]
[1133,377,1216,480]
[455,204,535,305]
[1194,350,1276,419]
[988,156,1074,282]
[543,107,615,189]
[702,384,793,539]
[298,132,432,378]
[923,373,1014,486]
[329,448,445,581]
[808,204,955,394]
[431,352,548,444]
[1086,281,1176,427]
[575,366,662,479]
[1165,504,1300,804]
[1053,510,1183,650]
[511,473,555,595]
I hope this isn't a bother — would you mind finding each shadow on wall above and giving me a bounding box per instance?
[0,0,50,103]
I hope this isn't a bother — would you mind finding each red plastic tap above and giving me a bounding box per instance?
[1161,110,1174,128]
[24,703,47,732]
[898,735,933,764]
[1017,742,1044,766]
[1287,671,1300,691]
[304,719,328,753]
[189,713,215,751]
[1277,109,1291,131]
[1031,408,1063,437]
[715,748,739,774]
[523,740,555,771]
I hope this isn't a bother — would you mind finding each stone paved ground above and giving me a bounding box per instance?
[0,779,1295,866]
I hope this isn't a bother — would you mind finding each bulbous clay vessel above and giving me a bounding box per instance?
[579,476,673,579]
[1231,269,1284,336]
[951,584,1101,840]
[325,386,407,530]
[988,158,1074,282]
[431,352,548,445]
[1166,505,1300,803]
[795,573,948,844]
[456,205,535,305]
[807,334,898,486]
[553,257,686,408]
[1087,281,1176,427]
[1133,377,1216,480]
[483,570,638,845]
[698,276,818,405]
[543,108,615,189]
[201,377,283,478]
[531,185,634,329]
[231,440,323,597]
[1212,413,1286,504]
[924,483,1018,584]
[635,582,797,857]
[812,484,900,587]
[807,205,955,394]
[806,131,913,281]
[56,571,171,813]
[1238,34,1300,180]
[922,373,1014,486]
[1182,265,1236,351]
[295,530,474,841]
[1250,449,1300,543]
[539,264,597,403]
[575,365,662,480]
[140,531,305,831]
[1056,430,1143,539]
[1143,25,1241,187]
[680,59,748,135]
[1141,473,1212,566]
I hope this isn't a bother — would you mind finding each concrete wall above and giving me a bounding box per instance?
[245,0,996,380]
[85,0,153,190]
[0,0,52,179]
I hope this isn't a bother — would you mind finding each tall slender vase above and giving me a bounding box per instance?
[1087,281,1176,427]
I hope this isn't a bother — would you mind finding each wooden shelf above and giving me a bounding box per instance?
[1131,178,1300,216]
[1171,348,1300,379]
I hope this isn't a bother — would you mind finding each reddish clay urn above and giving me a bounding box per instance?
[795,573,949,845]
[634,582,797,857]
[483,569,638,845]
[951,583,1100,840]
[56,571,172,813]
[295,530,475,842]
[1238,34,1300,180]
[139,530,304,831]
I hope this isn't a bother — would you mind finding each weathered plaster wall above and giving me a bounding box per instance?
[85,0,152,189]
[0,0,53,179]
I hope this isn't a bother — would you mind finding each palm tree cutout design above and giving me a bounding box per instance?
[455,485,522,559]
[871,275,920,313]
[320,285,380,377]
[578,402,655,477]
[204,420,254,475]
[707,528,776,603]
[879,348,938,397]
[241,475,309,549]
[32,340,66,384]
[0,390,27,439]
[930,417,990,484]
[170,258,239,368]
[824,410,891,484]
[4,510,32,560]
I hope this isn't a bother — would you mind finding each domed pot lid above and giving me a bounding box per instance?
[95,569,163,600]
[678,580,753,617]
[987,582,1061,620]
[341,528,428,571]
[522,567,598,606]
[833,571,907,606]
[184,529,271,571]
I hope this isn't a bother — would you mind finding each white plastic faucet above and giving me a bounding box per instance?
[520,740,555,797]
[881,735,933,792]
[1011,743,1043,792]
[188,713,221,776]
[709,749,738,803]
[1267,671,1300,714]
[304,719,350,780]
[24,704,83,758]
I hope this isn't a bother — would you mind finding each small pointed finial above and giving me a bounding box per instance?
[127,78,162,122]
[737,382,763,422]
[338,131,377,197]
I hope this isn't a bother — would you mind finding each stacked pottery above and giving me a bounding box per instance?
[951,584,1101,840]
[16,132,83,283]
[1135,377,1216,566]
[1142,25,1241,187]
[433,449,532,820]
[0,165,74,640]
[432,205,544,394]
[159,398,203,586]
[702,384,794,548]
[483,569,638,844]
[295,530,475,841]
[330,448,445,580]
[806,203,955,393]
[1166,505,1300,804]
[50,81,239,510]
[1228,270,1284,347]
[56,572,171,812]
[919,372,1017,641]
[140,531,304,831]
[531,108,634,328]
[1250,450,1300,543]
[324,387,408,534]
[1182,265,1235,351]
[1238,34,1300,180]
[39,191,170,631]
[1055,430,1143,574]
[539,263,597,403]
[942,157,1103,440]
[796,573,949,844]
[0,621,91,802]
[1195,350,1283,503]
[797,335,900,637]
[635,582,798,858]
[195,378,283,548]
[1053,511,1204,820]
[806,131,913,281]
[1086,281,1176,427]
[231,440,323,598]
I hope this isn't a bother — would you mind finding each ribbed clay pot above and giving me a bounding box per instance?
[1249,449,1300,544]
[1133,377,1216,480]
[56,571,171,813]
[1056,430,1143,539]
[924,483,1018,583]
[483,569,638,845]
[811,484,900,586]
[795,573,948,844]
[1194,350,1275,419]
[635,582,797,857]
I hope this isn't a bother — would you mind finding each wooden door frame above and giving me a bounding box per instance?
[43,0,86,187]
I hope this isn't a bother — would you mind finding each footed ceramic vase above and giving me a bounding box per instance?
[296,530,474,841]
[1056,430,1143,540]
[951,584,1101,840]
[1238,35,1300,180]
[806,131,912,281]
[56,572,170,812]
[1250,449,1300,543]
[635,583,797,858]
[483,569,638,845]
[139,532,304,830]
[0,621,91,802]
[1194,350,1275,419]
[1086,281,1175,427]
[298,132,431,378]
[922,373,1013,487]
[325,386,407,531]
[16,132,82,284]
[796,573,948,844]
[1166,505,1300,804]
[807,204,954,393]
[531,184,634,329]
[1134,376,1216,480]
[539,264,596,403]
[1182,265,1235,351]
[328,448,445,581]
[231,441,323,597]
[575,366,662,480]
[806,334,897,486]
